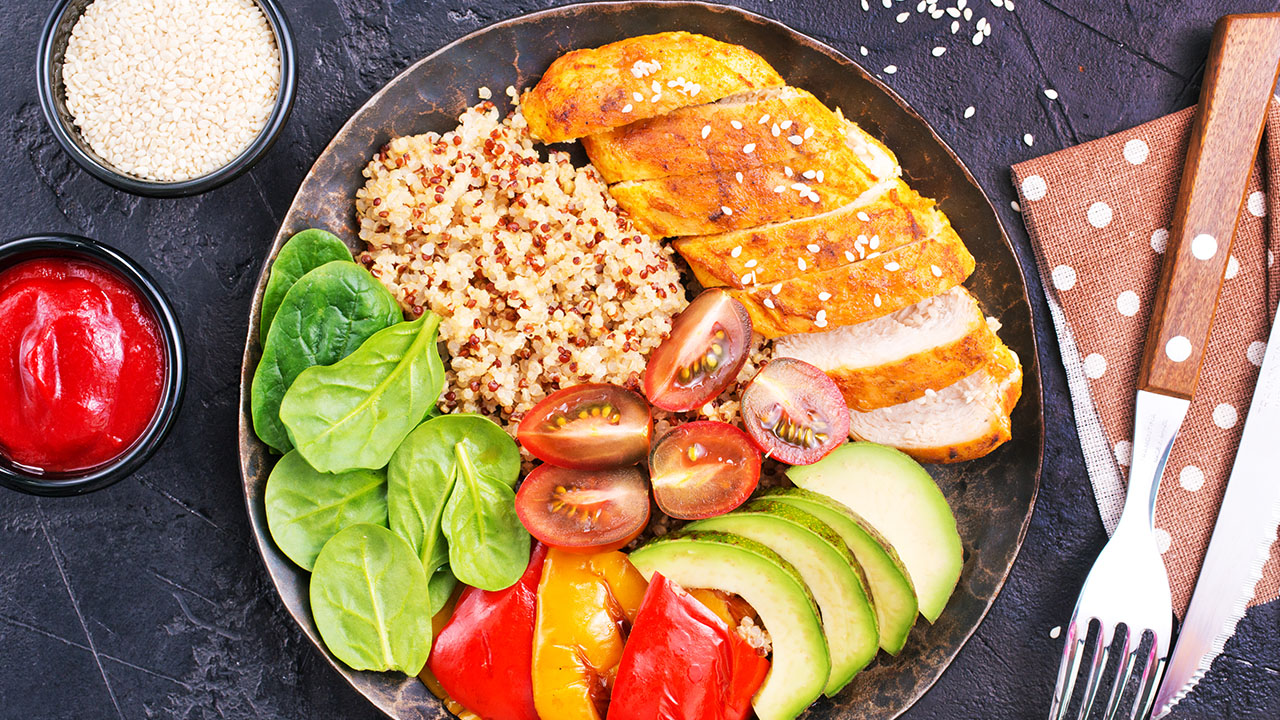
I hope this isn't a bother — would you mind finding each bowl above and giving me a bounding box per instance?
[0,235,186,496]
[35,0,297,198]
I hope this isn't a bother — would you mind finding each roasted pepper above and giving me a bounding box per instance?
[426,544,548,720]
[532,548,649,720]
[607,574,770,720]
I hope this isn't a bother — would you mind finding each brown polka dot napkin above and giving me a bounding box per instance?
[1013,101,1280,617]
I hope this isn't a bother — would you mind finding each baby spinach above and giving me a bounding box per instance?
[251,261,402,453]
[280,313,445,473]
[260,229,354,344]
[428,565,458,616]
[387,414,525,592]
[264,450,388,571]
[310,524,433,675]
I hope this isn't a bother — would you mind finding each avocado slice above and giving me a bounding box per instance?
[628,530,830,720]
[762,487,918,655]
[787,442,963,623]
[687,500,879,696]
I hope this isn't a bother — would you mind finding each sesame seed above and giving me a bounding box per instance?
[721,205,733,216]
[816,309,826,320]
[745,259,758,268]
[874,294,882,307]
[1011,200,1021,212]
[651,92,662,102]
[621,103,633,113]
[667,79,679,88]
[781,120,793,130]
[845,251,856,262]
[690,85,701,96]
[808,192,820,203]
[701,124,711,139]
[964,7,973,20]
[740,273,752,285]
[774,185,786,193]
[884,65,898,74]
[964,106,976,118]
[771,123,781,137]
[1044,88,1059,99]
[651,80,661,93]
[764,297,776,309]
[932,46,946,56]
[815,318,828,328]
[885,262,901,272]
[857,211,871,222]
[816,170,825,182]
[807,243,821,253]
[791,183,809,192]
[731,246,743,258]
[633,91,644,102]
[818,291,832,301]
[478,86,492,99]
[758,113,770,124]
[973,31,984,45]
[860,45,869,56]
[1023,133,1034,146]
[772,284,782,295]
[870,235,880,249]
[803,126,814,139]
[896,11,910,22]
[948,6,961,16]
[931,264,943,277]
[797,258,807,271]
[802,170,816,179]
[867,251,881,259]
[731,120,744,130]
[952,19,960,33]
[789,135,803,145]
[743,143,756,154]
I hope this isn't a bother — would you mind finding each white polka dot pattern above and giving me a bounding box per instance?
[1154,528,1172,554]
[1087,201,1113,228]
[1116,290,1139,317]
[1212,403,1238,429]
[1247,190,1266,217]
[1224,255,1240,280]
[1052,264,1077,291]
[1247,340,1267,367]
[1180,465,1205,492]
[1083,353,1107,379]
[1114,440,1132,467]
[1123,138,1150,165]
[1021,174,1048,201]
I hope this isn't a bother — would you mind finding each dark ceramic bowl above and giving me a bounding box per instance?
[238,3,1043,719]
[0,235,186,496]
[35,0,297,198]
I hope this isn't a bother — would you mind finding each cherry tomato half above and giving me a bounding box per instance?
[515,465,651,553]
[517,383,652,470]
[644,290,753,412]
[740,358,849,465]
[649,421,761,520]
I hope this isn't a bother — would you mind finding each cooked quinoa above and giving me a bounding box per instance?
[357,91,689,431]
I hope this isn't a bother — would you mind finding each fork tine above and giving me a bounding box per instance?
[1131,640,1167,720]
[1076,622,1111,720]
[1048,619,1086,720]
[1102,627,1137,720]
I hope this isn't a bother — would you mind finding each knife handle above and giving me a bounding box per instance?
[1138,13,1280,399]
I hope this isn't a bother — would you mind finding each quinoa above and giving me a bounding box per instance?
[357,91,689,433]
[62,0,280,182]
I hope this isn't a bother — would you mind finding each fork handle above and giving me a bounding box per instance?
[1137,12,1280,399]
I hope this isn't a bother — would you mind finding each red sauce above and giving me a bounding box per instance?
[0,257,166,473]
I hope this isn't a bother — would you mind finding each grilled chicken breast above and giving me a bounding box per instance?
[609,151,879,238]
[774,287,1002,411]
[582,86,899,183]
[731,226,975,338]
[847,343,1022,463]
[522,32,784,143]
[673,180,943,289]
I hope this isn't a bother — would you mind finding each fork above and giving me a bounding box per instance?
[1045,12,1274,719]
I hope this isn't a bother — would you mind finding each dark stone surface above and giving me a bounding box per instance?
[0,1,1275,719]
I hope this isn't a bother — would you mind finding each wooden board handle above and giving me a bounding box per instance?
[1138,13,1280,398]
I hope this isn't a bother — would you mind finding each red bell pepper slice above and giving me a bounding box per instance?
[607,573,770,720]
[428,543,548,720]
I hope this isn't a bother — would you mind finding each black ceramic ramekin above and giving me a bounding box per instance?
[35,0,297,198]
[0,235,186,496]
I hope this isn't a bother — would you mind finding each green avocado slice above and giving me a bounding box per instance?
[787,442,964,623]
[628,530,830,720]
[687,500,879,696]
[762,487,918,655]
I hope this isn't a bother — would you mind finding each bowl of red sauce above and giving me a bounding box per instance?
[0,235,185,496]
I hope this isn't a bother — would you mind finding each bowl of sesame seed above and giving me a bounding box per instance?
[36,0,296,198]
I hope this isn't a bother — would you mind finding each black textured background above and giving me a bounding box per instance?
[1,1,1278,718]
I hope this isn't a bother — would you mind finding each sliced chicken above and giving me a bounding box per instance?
[731,226,975,338]
[609,152,878,238]
[673,180,942,289]
[522,32,784,143]
[847,343,1022,464]
[775,287,1001,411]
[582,86,899,183]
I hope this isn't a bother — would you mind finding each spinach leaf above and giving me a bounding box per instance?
[310,524,432,674]
[280,313,445,473]
[428,565,458,615]
[251,261,402,453]
[443,436,530,591]
[260,229,354,344]
[264,450,388,571]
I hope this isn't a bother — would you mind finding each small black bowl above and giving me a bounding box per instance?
[0,235,186,496]
[35,0,297,198]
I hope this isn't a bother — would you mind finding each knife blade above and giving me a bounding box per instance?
[1152,308,1280,717]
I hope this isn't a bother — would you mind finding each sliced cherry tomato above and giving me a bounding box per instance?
[515,464,651,553]
[644,290,752,412]
[518,383,652,470]
[649,421,761,520]
[740,357,849,465]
